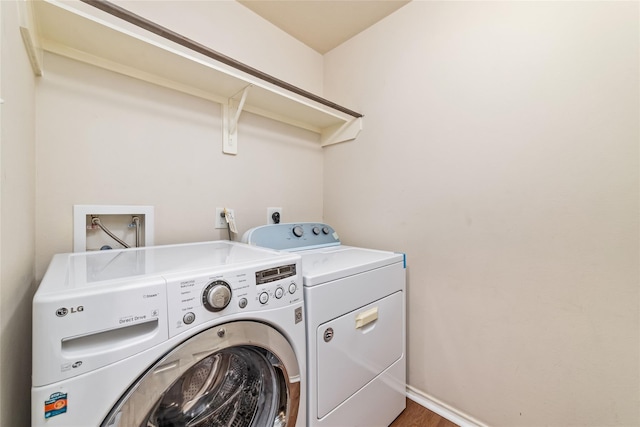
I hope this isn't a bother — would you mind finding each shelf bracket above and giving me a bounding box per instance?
[18,0,43,76]
[320,116,363,147]
[222,85,252,155]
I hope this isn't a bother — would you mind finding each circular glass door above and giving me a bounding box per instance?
[102,321,301,427]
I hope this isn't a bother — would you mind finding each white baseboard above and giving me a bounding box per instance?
[405,386,488,427]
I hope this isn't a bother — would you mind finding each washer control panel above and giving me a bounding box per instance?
[165,260,301,337]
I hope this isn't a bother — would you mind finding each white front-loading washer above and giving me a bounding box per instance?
[32,240,306,427]
[243,223,407,427]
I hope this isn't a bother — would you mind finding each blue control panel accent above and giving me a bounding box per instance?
[242,223,341,251]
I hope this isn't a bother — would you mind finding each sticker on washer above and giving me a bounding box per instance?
[44,392,67,418]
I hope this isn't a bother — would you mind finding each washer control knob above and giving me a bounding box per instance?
[288,282,297,294]
[322,226,330,235]
[183,312,196,324]
[238,298,248,309]
[312,226,320,235]
[259,292,269,304]
[202,280,232,312]
[275,287,284,299]
[292,225,304,237]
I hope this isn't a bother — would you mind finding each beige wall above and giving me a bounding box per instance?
[323,2,639,426]
[0,1,37,426]
[34,1,325,280]
[35,53,324,279]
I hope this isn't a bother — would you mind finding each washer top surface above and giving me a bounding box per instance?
[243,223,404,286]
[38,240,294,294]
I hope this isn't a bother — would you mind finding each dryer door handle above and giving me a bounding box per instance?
[355,307,378,329]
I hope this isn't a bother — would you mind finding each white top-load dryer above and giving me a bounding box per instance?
[243,223,406,427]
[32,241,305,427]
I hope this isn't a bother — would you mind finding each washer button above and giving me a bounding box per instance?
[183,312,196,324]
[259,292,269,304]
[275,287,284,299]
[238,298,248,309]
[288,283,297,294]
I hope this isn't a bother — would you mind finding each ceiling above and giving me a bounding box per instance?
[237,0,410,54]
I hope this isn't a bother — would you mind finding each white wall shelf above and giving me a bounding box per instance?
[25,0,363,152]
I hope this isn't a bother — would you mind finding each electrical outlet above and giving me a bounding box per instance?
[267,207,282,224]
[215,208,234,229]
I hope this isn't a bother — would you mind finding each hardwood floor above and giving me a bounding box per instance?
[389,398,459,427]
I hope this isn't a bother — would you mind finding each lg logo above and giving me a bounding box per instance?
[55,306,84,317]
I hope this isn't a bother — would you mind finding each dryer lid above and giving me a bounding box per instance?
[298,246,404,286]
[242,223,404,286]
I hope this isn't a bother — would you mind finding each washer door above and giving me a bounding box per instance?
[102,321,301,427]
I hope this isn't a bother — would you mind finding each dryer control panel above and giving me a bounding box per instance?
[165,260,302,337]
[243,223,341,251]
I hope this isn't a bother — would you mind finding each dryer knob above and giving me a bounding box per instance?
[203,281,232,312]
[292,225,304,238]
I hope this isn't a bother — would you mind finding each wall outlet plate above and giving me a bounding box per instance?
[216,208,234,229]
[267,207,282,224]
